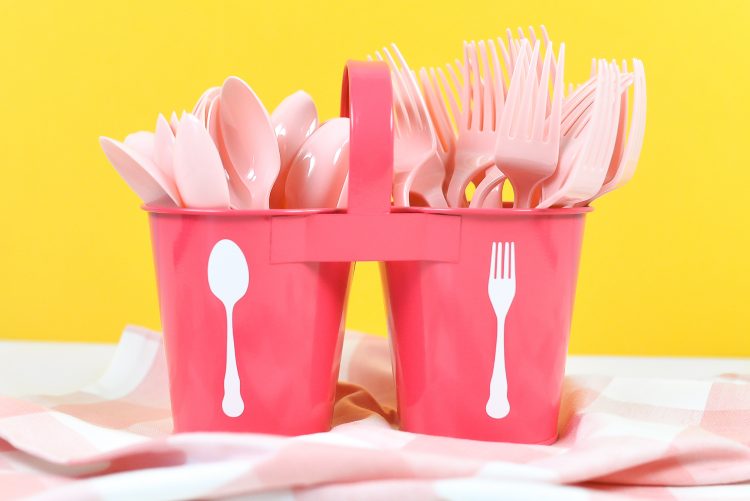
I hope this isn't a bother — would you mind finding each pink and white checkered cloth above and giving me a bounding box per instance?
[2,326,750,500]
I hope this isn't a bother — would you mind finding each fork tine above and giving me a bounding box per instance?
[454,57,466,81]
[507,28,518,73]
[574,62,603,169]
[528,26,538,46]
[596,58,646,196]
[448,59,469,131]
[538,26,557,100]
[548,43,565,142]
[599,62,622,170]
[624,59,647,180]
[583,61,610,167]
[383,46,419,130]
[526,26,544,77]
[581,61,606,167]
[496,38,511,95]
[532,42,553,141]
[595,62,619,175]
[540,25,551,47]
[488,39,505,126]
[593,62,615,170]
[510,242,515,280]
[607,61,630,173]
[503,242,510,280]
[448,60,467,110]
[376,50,411,132]
[567,108,592,139]
[479,40,494,131]
[490,242,498,279]
[516,40,540,138]
[438,66,462,127]
[497,40,527,137]
[420,67,454,152]
[391,43,431,132]
[466,41,482,130]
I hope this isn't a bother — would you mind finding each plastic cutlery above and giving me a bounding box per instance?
[419,66,455,168]
[585,59,646,202]
[204,95,254,210]
[421,63,504,209]
[285,118,349,209]
[444,41,506,208]
[173,113,230,209]
[220,76,281,209]
[153,114,175,180]
[470,166,506,208]
[270,91,318,208]
[124,131,155,161]
[99,136,181,207]
[539,98,595,206]
[207,239,249,418]
[495,40,564,208]
[469,26,555,209]
[169,112,179,134]
[206,93,221,142]
[538,61,620,208]
[337,174,349,209]
[193,86,220,126]
[377,45,448,208]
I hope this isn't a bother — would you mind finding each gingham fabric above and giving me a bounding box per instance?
[2,326,750,500]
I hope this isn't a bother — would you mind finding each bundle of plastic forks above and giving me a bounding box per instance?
[377,26,646,209]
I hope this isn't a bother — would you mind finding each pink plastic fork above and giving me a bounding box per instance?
[470,26,555,209]
[495,40,565,208]
[377,45,448,208]
[444,40,507,208]
[537,61,621,208]
[419,67,455,171]
[584,59,646,203]
[421,63,505,209]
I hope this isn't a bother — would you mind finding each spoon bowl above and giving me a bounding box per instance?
[220,76,281,209]
[285,118,349,209]
[173,113,230,209]
[270,91,318,207]
[99,136,181,207]
[153,114,175,180]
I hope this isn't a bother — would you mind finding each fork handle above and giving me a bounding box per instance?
[486,317,510,419]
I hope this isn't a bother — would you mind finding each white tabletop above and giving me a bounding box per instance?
[1,339,749,398]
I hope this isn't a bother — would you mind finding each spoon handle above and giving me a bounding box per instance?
[222,303,245,417]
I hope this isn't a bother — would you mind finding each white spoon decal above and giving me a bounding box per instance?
[207,239,249,418]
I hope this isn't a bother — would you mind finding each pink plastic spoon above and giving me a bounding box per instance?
[220,76,280,209]
[124,131,155,160]
[270,91,318,208]
[337,174,349,209]
[153,114,175,180]
[206,96,254,210]
[193,86,220,126]
[285,118,349,209]
[169,112,179,134]
[99,136,181,207]
[173,113,230,209]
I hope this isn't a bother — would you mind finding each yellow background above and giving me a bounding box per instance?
[1,1,748,355]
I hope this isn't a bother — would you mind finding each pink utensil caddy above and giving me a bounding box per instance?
[146,60,590,443]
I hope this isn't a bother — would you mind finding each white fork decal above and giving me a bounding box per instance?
[486,241,516,419]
